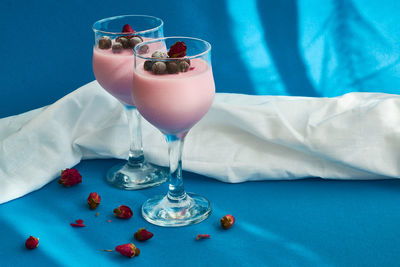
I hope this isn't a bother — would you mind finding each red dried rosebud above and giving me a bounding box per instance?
[168,41,187,58]
[114,205,133,219]
[58,168,82,187]
[25,236,39,249]
[220,214,235,229]
[122,24,134,33]
[115,243,140,258]
[134,228,153,241]
[70,219,86,227]
[196,234,211,240]
[87,192,101,210]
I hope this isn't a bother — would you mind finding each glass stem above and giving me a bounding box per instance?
[125,106,145,166]
[166,134,187,201]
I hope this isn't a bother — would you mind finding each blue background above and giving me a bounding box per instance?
[1,0,400,266]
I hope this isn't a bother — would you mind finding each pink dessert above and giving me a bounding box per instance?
[93,39,164,106]
[132,58,215,135]
[93,46,135,105]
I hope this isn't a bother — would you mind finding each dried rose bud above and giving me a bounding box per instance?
[196,234,211,240]
[220,214,235,229]
[114,205,133,219]
[115,243,140,258]
[58,168,82,187]
[168,41,187,58]
[25,236,39,249]
[87,192,101,210]
[134,228,153,241]
[122,24,135,33]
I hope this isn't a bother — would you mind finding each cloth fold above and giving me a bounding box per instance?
[1,81,399,204]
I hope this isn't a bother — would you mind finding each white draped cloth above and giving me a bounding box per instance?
[1,81,399,204]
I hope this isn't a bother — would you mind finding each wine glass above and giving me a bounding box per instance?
[92,15,168,189]
[132,37,215,226]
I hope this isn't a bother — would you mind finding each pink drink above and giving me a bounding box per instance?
[132,58,215,135]
[93,47,134,106]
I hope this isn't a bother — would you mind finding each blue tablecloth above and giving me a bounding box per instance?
[1,0,400,266]
[2,159,400,266]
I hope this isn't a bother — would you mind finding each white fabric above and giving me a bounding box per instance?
[1,81,399,204]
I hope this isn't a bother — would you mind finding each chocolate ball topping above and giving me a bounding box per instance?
[152,50,168,59]
[179,61,190,72]
[116,37,129,49]
[138,44,149,54]
[98,36,111,49]
[152,61,167,74]
[112,43,123,53]
[144,60,153,71]
[129,37,142,48]
[167,62,178,74]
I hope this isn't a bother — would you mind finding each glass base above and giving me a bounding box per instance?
[106,161,168,190]
[142,192,212,227]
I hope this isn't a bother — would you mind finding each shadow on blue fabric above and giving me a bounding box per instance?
[256,0,318,97]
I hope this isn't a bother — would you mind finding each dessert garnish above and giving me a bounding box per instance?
[138,44,149,54]
[144,60,153,71]
[166,62,178,74]
[103,24,144,53]
[134,228,153,241]
[25,236,39,249]
[122,24,135,33]
[143,43,193,74]
[116,36,129,49]
[152,50,168,59]
[112,43,123,53]
[87,192,101,210]
[152,61,167,74]
[98,36,111,49]
[129,36,142,48]
[70,219,86,227]
[178,60,190,72]
[220,214,235,229]
[113,205,133,219]
[115,243,140,258]
[168,41,187,58]
[196,234,211,240]
[58,168,82,187]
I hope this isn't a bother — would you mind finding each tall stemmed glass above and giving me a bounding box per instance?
[92,15,168,189]
[133,37,215,226]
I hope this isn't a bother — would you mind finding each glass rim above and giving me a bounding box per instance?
[134,36,212,61]
[92,15,164,35]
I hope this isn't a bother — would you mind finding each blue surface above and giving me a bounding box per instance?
[2,159,400,266]
[1,0,400,266]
